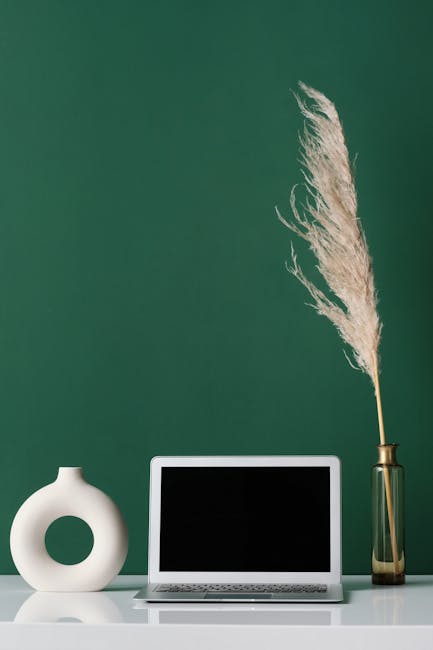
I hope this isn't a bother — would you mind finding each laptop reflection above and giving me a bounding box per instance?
[135,602,342,626]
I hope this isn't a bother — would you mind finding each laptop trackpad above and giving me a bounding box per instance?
[205,594,272,600]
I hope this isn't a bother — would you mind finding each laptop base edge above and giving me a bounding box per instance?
[133,583,343,603]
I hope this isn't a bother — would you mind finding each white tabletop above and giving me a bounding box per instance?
[1,575,433,649]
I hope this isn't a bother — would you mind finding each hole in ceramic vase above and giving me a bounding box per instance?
[57,617,82,623]
[45,516,94,565]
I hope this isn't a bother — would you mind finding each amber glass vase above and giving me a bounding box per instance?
[371,444,405,585]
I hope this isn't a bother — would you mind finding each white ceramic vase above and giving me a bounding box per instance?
[10,467,128,592]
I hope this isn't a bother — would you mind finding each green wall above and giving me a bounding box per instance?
[1,0,432,575]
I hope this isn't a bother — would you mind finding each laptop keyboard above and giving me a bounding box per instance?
[155,583,328,593]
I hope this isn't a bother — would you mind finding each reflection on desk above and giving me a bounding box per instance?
[1,575,433,627]
[15,591,124,624]
[1,577,433,650]
[9,587,341,626]
[136,601,341,625]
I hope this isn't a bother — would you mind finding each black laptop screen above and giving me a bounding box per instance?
[159,466,330,572]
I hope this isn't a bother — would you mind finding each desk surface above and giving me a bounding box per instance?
[1,575,433,649]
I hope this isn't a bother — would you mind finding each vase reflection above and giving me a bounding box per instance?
[15,591,124,624]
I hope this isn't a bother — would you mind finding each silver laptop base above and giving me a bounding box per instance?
[134,583,343,603]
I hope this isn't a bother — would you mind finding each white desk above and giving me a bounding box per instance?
[0,575,432,649]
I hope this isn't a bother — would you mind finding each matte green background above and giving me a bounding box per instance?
[0,0,432,575]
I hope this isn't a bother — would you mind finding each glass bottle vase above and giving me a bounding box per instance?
[371,444,405,585]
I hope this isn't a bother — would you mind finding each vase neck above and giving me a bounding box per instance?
[377,444,398,465]
[56,467,84,482]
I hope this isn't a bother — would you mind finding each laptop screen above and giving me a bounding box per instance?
[159,466,330,572]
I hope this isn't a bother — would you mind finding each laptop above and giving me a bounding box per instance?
[134,456,343,603]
